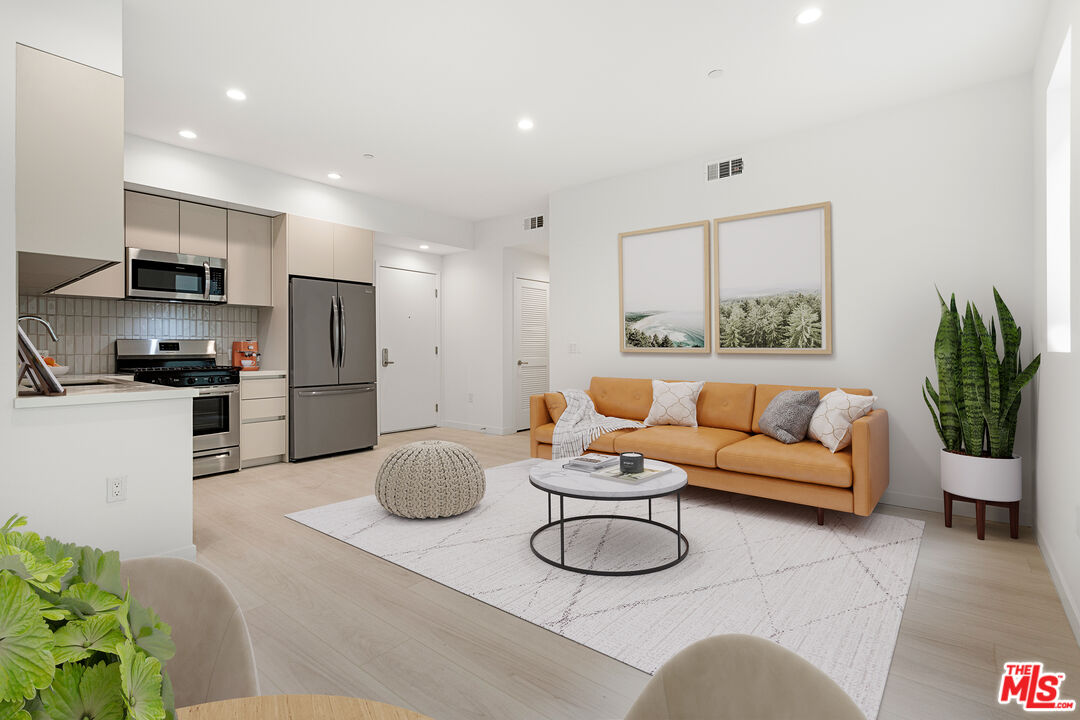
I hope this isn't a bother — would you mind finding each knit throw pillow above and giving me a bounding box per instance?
[808,388,877,453]
[758,390,820,444]
[644,380,705,427]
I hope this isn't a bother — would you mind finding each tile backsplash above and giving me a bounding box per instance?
[17,295,261,373]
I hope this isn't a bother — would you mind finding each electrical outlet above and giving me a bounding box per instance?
[106,476,126,503]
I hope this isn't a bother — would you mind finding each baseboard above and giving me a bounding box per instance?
[438,421,519,436]
[127,543,197,562]
[1036,528,1080,647]
[881,488,1027,525]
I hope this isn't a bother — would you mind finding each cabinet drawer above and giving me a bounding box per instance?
[241,419,286,461]
[241,377,287,400]
[241,396,286,422]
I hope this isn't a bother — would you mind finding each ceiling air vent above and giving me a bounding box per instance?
[523,214,545,230]
[706,156,744,182]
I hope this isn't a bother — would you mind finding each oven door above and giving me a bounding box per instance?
[127,248,227,303]
[192,385,240,452]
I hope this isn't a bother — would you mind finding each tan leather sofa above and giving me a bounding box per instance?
[530,377,889,521]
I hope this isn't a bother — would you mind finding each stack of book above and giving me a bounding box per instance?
[562,453,619,472]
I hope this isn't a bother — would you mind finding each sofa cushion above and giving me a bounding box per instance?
[758,390,820,444]
[697,382,756,432]
[532,423,636,453]
[752,384,873,434]
[644,380,705,427]
[613,426,749,469]
[715,434,853,488]
[588,377,654,421]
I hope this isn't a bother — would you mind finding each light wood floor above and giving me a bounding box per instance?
[193,428,1080,720]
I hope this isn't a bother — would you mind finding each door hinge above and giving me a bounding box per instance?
[435,288,438,298]
[435,345,439,355]
[435,402,439,412]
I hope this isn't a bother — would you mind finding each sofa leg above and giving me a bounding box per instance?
[816,508,825,526]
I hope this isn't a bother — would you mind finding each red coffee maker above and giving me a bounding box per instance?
[232,340,260,371]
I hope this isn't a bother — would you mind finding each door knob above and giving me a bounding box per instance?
[382,348,395,367]
[517,360,529,366]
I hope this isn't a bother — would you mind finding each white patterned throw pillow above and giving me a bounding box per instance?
[808,388,878,453]
[644,380,705,427]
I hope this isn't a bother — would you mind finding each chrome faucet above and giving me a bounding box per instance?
[17,315,58,342]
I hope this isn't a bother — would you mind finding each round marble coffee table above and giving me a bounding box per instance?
[528,459,689,576]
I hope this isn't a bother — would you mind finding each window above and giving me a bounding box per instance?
[1047,28,1071,353]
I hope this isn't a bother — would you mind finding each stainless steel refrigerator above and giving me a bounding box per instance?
[289,277,378,460]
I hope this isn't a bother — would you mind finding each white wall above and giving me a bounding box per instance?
[442,211,549,433]
[549,75,1035,523]
[1031,0,1080,643]
[125,135,475,250]
[1,2,193,558]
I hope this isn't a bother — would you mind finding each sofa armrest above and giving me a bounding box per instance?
[530,394,552,458]
[852,408,889,516]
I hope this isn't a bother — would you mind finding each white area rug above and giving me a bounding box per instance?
[287,459,923,719]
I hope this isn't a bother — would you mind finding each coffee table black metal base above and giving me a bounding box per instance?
[529,486,689,577]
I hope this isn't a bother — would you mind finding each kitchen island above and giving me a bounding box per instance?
[7,375,197,560]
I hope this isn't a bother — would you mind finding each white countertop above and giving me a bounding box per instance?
[239,369,287,378]
[14,374,199,409]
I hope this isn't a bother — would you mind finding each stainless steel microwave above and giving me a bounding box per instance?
[126,248,227,303]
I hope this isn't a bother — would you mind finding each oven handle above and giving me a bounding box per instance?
[197,387,239,398]
[194,451,234,460]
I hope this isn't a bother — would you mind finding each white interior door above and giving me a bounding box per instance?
[378,266,439,433]
[514,277,550,431]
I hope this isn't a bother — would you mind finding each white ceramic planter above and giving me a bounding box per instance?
[940,449,1022,502]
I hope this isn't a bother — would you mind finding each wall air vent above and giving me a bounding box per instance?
[523,215,545,230]
[706,156,744,182]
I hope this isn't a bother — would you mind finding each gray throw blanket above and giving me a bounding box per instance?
[551,389,645,460]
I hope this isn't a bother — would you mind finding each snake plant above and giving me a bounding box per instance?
[923,288,1040,459]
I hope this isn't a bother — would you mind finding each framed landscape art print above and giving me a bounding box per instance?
[713,202,832,354]
[618,220,710,353]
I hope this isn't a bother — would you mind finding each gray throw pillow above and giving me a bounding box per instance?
[758,390,821,444]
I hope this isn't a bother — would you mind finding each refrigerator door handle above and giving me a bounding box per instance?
[338,294,347,368]
[330,295,340,367]
[298,386,375,398]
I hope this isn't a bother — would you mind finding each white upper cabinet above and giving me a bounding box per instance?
[125,191,179,252]
[227,210,273,306]
[180,202,228,257]
[16,44,123,263]
[333,224,374,283]
[287,215,335,279]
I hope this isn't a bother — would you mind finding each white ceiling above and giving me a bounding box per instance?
[123,0,1047,222]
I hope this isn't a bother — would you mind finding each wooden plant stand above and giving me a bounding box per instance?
[943,490,1019,541]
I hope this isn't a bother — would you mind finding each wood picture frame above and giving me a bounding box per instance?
[713,202,832,354]
[618,220,711,353]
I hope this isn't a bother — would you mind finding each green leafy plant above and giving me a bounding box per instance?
[923,288,1041,459]
[0,515,176,720]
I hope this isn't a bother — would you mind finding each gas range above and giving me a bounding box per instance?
[115,339,241,477]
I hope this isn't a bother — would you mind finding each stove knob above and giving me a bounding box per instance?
[186,377,196,385]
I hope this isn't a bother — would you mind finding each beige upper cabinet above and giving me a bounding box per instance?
[333,224,374,283]
[227,210,273,306]
[125,191,179,252]
[287,215,334,279]
[16,45,123,263]
[180,202,227,257]
[285,215,374,282]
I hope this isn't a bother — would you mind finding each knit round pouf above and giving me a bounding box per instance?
[375,440,486,519]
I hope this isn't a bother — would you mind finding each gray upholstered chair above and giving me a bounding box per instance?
[624,634,866,720]
[120,557,259,708]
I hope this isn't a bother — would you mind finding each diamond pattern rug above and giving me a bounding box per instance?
[287,459,923,719]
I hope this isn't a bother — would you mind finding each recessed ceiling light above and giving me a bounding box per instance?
[327,172,341,180]
[362,153,376,160]
[226,88,247,101]
[796,7,823,24]
[706,68,724,79]
[419,244,430,250]
[178,129,197,139]
[518,118,534,131]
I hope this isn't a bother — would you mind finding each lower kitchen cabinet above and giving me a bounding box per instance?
[240,371,287,467]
